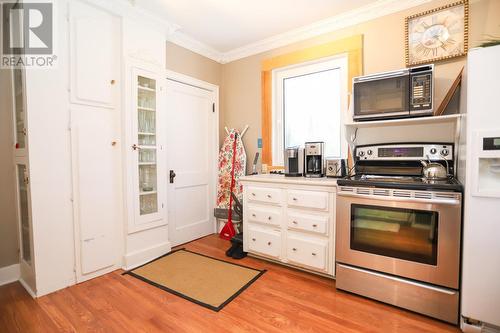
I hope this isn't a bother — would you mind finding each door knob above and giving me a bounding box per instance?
[132,144,141,150]
[169,170,176,183]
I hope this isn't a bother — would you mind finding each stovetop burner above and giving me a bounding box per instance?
[338,174,463,192]
[341,143,464,192]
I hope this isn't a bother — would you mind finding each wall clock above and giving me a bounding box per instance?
[405,0,469,66]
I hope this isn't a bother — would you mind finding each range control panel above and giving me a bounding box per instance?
[355,143,454,161]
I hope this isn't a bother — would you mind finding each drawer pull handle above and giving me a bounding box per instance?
[267,241,272,246]
[292,197,298,201]
[252,214,256,217]
[292,248,297,251]
[312,253,317,256]
[268,216,272,220]
[267,194,272,198]
[312,224,317,227]
[292,221,298,224]
[252,238,256,241]
[251,193,256,196]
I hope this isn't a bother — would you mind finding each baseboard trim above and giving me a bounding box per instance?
[123,241,172,270]
[18,278,37,298]
[0,264,20,286]
[35,276,76,297]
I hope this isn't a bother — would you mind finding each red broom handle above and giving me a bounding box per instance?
[226,133,238,226]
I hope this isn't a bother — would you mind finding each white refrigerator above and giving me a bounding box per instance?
[461,45,500,332]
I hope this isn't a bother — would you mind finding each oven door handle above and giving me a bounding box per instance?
[337,192,461,206]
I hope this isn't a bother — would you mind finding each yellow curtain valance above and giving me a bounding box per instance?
[261,34,364,166]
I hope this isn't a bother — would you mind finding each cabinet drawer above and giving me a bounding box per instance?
[287,211,329,235]
[248,205,281,227]
[287,190,328,210]
[247,186,282,205]
[248,227,281,258]
[286,234,328,271]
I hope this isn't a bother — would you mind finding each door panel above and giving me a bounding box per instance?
[71,107,120,276]
[166,80,216,246]
[69,1,118,108]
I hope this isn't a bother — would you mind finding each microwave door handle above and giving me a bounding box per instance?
[337,192,461,206]
[355,70,409,82]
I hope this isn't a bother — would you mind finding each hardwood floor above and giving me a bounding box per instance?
[0,234,460,333]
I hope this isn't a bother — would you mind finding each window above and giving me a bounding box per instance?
[272,56,348,166]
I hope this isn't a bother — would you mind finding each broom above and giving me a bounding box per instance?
[220,132,238,240]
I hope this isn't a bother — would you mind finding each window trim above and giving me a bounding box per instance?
[271,55,349,166]
[260,34,364,169]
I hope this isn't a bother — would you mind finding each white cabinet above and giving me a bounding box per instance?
[14,162,36,291]
[247,186,282,205]
[247,205,282,227]
[286,233,328,271]
[287,211,329,235]
[69,0,119,109]
[242,176,337,276]
[247,226,282,258]
[68,1,122,282]
[126,68,167,233]
[12,69,27,157]
[287,190,329,210]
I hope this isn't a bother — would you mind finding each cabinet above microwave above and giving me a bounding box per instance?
[352,65,434,121]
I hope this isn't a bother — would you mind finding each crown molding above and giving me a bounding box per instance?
[168,31,224,63]
[220,0,434,63]
[129,0,435,64]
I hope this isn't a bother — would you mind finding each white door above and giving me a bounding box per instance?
[70,106,121,278]
[166,79,217,246]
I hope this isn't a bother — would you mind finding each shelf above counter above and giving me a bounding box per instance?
[344,114,464,147]
[345,114,462,129]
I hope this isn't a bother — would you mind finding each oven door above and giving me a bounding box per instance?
[353,71,410,120]
[336,191,461,289]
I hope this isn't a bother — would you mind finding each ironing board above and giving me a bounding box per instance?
[216,128,246,210]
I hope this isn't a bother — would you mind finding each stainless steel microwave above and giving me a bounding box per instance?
[353,64,434,121]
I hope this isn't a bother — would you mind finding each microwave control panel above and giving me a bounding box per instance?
[410,72,433,111]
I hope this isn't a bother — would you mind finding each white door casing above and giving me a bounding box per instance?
[165,74,218,246]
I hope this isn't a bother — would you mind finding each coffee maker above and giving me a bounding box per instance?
[304,142,325,178]
[284,146,304,177]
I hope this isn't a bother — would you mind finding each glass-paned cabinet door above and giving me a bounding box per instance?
[16,164,32,266]
[133,73,163,225]
[12,69,27,153]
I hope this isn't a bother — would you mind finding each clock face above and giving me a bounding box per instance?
[407,4,466,65]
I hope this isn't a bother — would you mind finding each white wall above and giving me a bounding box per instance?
[25,0,76,295]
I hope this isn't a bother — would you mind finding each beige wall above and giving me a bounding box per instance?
[222,0,500,171]
[0,69,20,268]
[165,41,226,143]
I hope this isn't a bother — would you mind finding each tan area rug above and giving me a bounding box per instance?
[124,249,265,311]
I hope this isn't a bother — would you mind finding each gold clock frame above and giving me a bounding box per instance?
[405,0,469,66]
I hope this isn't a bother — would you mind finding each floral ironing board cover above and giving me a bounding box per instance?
[216,129,246,209]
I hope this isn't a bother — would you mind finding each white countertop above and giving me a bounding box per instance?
[240,174,338,186]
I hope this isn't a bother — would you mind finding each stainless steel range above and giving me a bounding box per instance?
[335,143,462,324]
